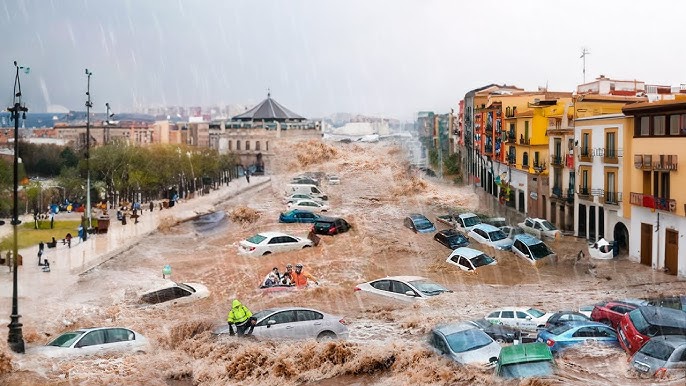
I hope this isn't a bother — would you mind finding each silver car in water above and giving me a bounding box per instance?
[215,307,349,341]
[429,323,501,367]
[631,335,686,379]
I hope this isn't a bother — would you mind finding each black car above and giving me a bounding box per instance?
[465,319,532,343]
[544,311,590,329]
[312,216,351,235]
[645,295,686,312]
[433,229,469,249]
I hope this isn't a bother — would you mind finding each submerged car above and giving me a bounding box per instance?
[544,311,590,329]
[630,335,686,379]
[215,307,348,341]
[465,319,523,343]
[33,327,148,357]
[355,276,451,301]
[468,224,513,251]
[140,282,209,305]
[536,321,618,353]
[645,295,686,312]
[287,199,330,213]
[312,216,351,235]
[495,342,555,379]
[404,214,436,233]
[454,212,482,233]
[237,231,313,256]
[590,300,639,329]
[486,307,553,332]
[518,218,561,240]
[446,247,497,271]
[282,193,323,205]
[617,306,686,355]
[429,323,501,366]
[433,229,469,250]
[278,209,321,223]
[511,234,556,263]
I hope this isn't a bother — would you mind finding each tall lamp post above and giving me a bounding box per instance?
[84,69,93,240]
[105,102,114,145]
[7,60,28,353]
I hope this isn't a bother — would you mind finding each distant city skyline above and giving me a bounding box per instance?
[3,0,686,121]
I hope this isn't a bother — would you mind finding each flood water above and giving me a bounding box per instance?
[2,140,685,385]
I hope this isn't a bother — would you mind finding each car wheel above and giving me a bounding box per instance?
[599,319,612,327]
[495,336,507,344]
[262,251,272,256]
[317,331,336,341]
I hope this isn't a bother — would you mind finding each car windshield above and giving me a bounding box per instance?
[470,319,492,329]
[500,360,554,379]
[409,280,448,296]
[628,309,650,334]
[445,329,493,353]
[48,331,85,347]
[639,340,674,361]
[470,254,495,268]
[488,230,507,241]
[447,234,467,244]
[246,234,267,244]
[541,221,557,231]
[253,309,277,322]
[527,308,546,318]
[528,242,553,259]
[463,216,481,227]
[548,324,574,335]
[414,218,433,230]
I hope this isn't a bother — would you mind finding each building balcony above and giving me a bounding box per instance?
[485,145,493,153]
[565,188,575,203]
[579,147,591,162]
[506,132,516,143]
[533,161,547,173]
[506,155,516,165]
[552,186,562,198]
[603,148,619,164]
[578,186,590,198]
[519,138,531,145]
[551,155,563,167]
[630,192,677,213]
[602,191,622,206]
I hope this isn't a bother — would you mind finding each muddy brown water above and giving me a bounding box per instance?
[1,141,685,385]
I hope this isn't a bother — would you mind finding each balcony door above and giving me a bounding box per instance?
[665,229,678,275]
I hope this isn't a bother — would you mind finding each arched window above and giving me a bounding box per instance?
[245,141,250,151]
[236,140,241,151]
[509,147,516,165]
[522,152,529,167]
[228,140,232,151]
[255,141,261,151]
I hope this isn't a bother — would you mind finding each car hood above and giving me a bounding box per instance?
[492,239,514,248]
[450,341,501,366]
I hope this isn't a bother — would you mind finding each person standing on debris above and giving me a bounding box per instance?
[291,263,319,287]
[226,299,256,336]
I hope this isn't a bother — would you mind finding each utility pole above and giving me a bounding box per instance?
[105,102,113,145]
[580,48,590,83]
[7,60,28,353]
[84,69,93,240]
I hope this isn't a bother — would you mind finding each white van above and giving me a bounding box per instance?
[286,184,328,200]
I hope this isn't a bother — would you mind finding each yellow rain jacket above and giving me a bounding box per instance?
[226,299,252,324]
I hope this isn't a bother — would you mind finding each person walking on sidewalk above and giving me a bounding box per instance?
[37,241,44,265]
[245,169,250,183]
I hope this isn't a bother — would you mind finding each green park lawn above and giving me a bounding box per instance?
[0,219,98,251]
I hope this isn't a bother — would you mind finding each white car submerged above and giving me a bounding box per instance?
[32,327,149,358]
[287,199,330,213]
[238,231,313,256]
[485,307,553,332]
[355,276,452,301]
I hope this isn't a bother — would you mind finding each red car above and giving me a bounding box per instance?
[618,306,686,355]
[590,301,639,329]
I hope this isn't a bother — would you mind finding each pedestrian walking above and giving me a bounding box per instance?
[38,241,45,265]
[149,201,154,212]
[66,233,72,248]
[245,169,250,183]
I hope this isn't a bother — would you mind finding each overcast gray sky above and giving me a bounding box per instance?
[2,0,684,120]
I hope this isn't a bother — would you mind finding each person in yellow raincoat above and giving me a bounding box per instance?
[226,299,256,336]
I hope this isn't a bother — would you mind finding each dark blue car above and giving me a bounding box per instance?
[434,229,469,249]
[536,321,618,354]
[278,209,320,223]
[404,214,436,233]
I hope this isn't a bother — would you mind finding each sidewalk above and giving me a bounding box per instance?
[0,176,271,306]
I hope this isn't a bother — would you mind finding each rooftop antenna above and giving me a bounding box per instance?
[580,48,590,83]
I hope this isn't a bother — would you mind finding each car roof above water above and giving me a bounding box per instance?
[433,323,478,336]
[498,342,553,365]
[513,234,544,245]
[451,247,484,259]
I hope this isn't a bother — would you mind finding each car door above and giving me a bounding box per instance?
[486,311,501,325]
[370,280,396,299]
[592,325,617,344]
[570,327,596,348]
[296,309,325,339]
[499,311,516,328]
[404,217,414,231]
[105,328,136,352]
[74,329,108,355]
[267,236,284,253]
[517,311,536,330]
[429,332,450,356]
[280,236,300,251]
[435,232,446,247]
[391,280,419,299]
[459,256,474,271]
[258,310,298,339]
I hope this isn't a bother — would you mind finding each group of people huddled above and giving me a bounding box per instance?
[261,263,318,288]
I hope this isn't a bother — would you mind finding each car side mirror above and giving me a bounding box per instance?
[405,290,416,297]
[525,316,532,320]
[267,320,276,327]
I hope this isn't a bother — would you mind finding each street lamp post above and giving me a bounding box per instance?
[84,69,93,240]
[7,60,27,353]
[105,102,114,145]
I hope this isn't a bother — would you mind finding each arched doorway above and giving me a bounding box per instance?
[613,222,629,253]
